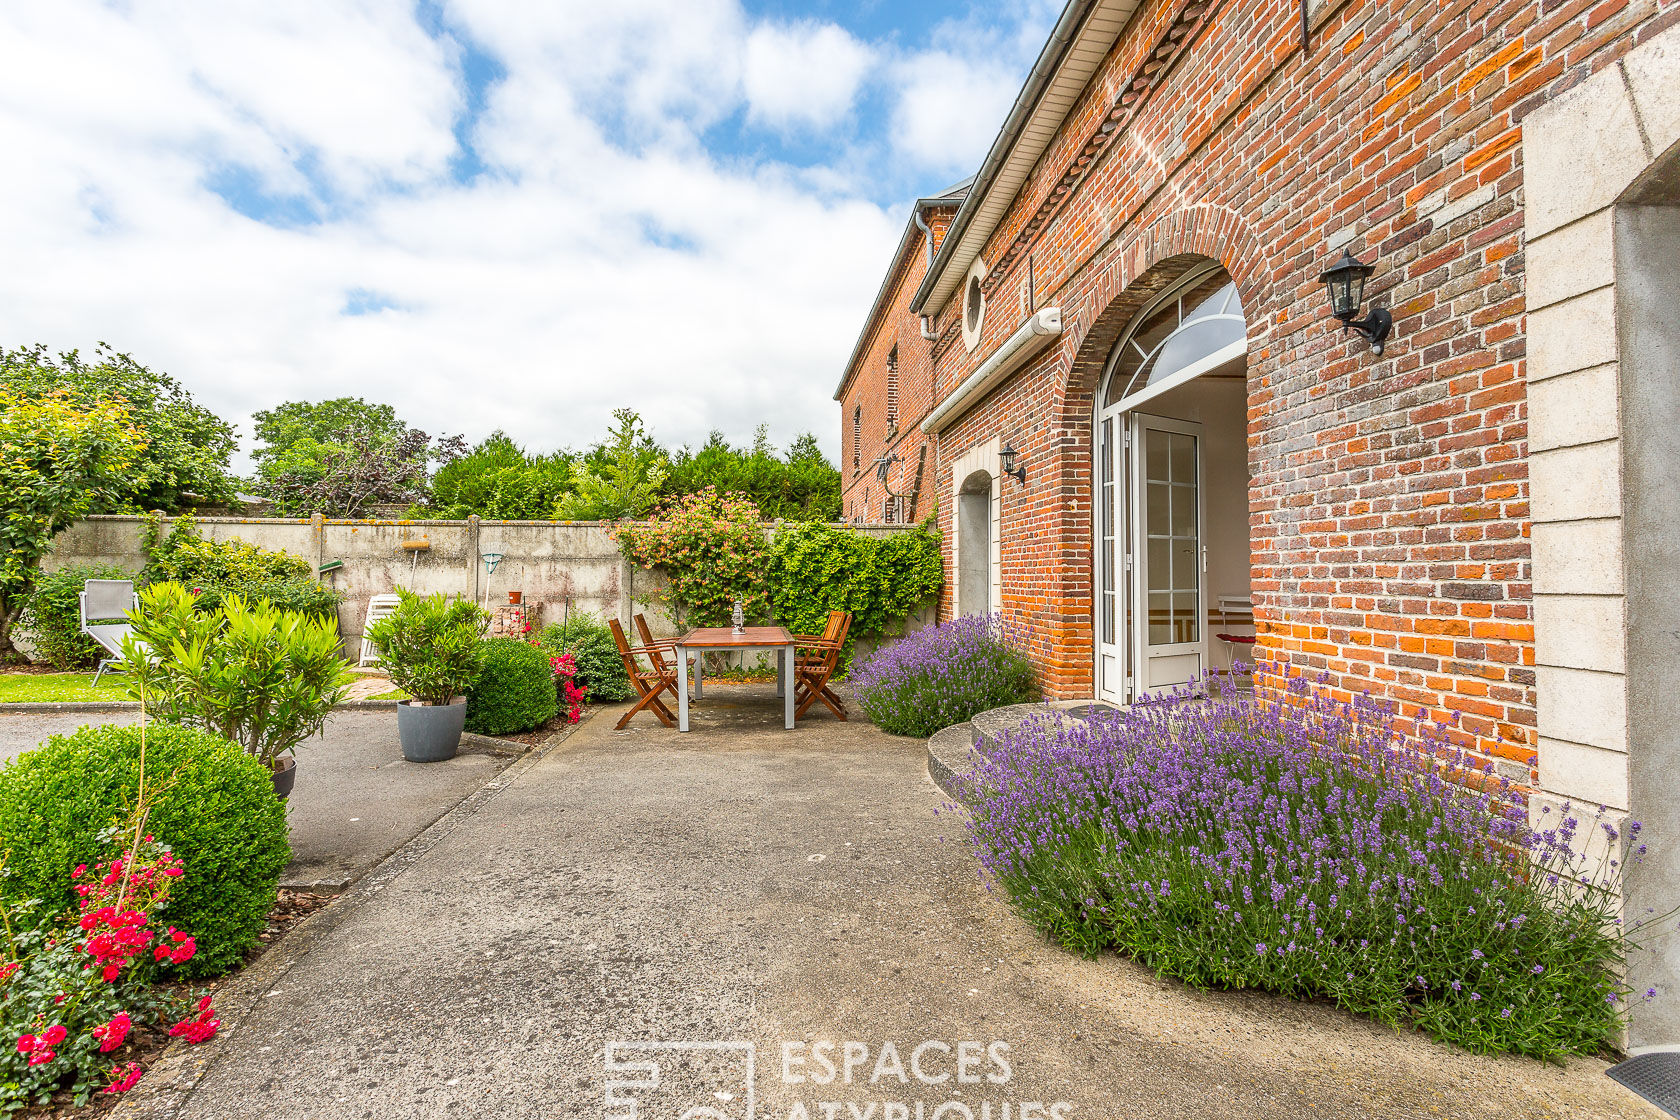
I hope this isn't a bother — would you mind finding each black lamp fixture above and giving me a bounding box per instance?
[1318,249,1393,356]
[999,442,1026,485]
[874,452,899,483]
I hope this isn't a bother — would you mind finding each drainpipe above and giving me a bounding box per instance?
[912,207,940,342]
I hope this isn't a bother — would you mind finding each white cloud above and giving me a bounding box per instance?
[888,51,1022,174]
[0,1,1054,473]
[743,21,875,132]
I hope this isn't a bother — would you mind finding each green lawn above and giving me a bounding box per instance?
[0,672,132,704]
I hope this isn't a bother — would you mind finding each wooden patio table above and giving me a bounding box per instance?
[673,625,798,732]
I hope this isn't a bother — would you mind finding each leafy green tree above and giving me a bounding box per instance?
[0,390,147,655]
[663,426,840,521]
[250,397,464,516]
[0,344,237,511]
[558,408,668,521]
[427,432,577,519]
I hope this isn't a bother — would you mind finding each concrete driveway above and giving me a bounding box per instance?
[0,708,513,887]
[113,685,1657,1120]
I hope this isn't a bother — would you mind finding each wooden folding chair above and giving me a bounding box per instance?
[608,618,678,730]
[793,611,851,721]
[635,612,699,697]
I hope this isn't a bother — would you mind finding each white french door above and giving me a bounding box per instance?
[1096,412,1209,703]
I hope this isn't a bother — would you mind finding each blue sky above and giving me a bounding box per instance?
[0,0,1058,469]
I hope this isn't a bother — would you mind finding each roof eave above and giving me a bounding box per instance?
[909,0,1138,317]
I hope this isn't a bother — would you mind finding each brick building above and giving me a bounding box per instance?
[839,0,1680,1042]
[835,179,967,525]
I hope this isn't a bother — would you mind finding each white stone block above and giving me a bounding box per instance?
[1528,363,1620,451]
[1536,664,1628,753]
[1625,32,1680,160]
[1538,735,1631,810]
[1530,441,1623,522]
[1526,209,1614,311]
[1528,286,1619,382]
[1534,593,1626,674]
[1532,518,1625,595]
[1525,66,1651,237]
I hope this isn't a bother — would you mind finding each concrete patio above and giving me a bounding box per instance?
[105,684,1657,1120]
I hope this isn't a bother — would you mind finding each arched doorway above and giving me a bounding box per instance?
[957,469,993,617]
[1094,261,1252,703]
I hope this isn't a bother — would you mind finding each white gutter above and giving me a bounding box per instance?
[920,307,1063,435]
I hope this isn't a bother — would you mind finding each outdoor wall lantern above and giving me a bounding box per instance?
[1000,442,1027,485]
[1318,249,1393,357]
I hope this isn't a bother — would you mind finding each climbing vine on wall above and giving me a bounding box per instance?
[614,494,944,645]
[765,522,942,646]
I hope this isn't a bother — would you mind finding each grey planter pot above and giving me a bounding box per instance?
[396,697,466,762]
[271,756,298,800]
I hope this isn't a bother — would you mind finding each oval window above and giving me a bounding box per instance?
[965,275,984,334]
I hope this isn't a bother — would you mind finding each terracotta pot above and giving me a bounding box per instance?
[271,756,298,800]
[508,590,523,604]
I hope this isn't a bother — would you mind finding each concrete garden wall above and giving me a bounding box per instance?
[41,516,935,665]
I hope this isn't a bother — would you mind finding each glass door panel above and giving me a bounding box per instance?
[1131,416,1206,694]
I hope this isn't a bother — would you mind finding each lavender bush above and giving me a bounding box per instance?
[960,670,1654,1059]
[851,615,1038,737]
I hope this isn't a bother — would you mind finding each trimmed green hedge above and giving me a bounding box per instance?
[0,723,290,977]
[464,639,558,735]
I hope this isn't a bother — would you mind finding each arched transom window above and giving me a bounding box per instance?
[1103,269,1246,409]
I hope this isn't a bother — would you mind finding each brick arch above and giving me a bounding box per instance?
[1057,203,1270,420]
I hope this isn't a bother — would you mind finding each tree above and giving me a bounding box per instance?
[426,432,577,520]
[0,390,147,655]
[557,409,667,521]
[250,398,464,517]
[0,344,237,511]
[662,426,840,521]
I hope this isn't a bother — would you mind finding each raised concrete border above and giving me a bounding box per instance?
[1523,21,1680,1050]
[926,699,1115,803]
[105,708,600,1120]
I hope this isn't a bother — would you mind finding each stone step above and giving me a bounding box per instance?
[927,699,1125,805]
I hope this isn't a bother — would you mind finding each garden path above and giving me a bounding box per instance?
[124,689,1657,1120]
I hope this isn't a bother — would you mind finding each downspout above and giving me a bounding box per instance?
[912,206,940,342]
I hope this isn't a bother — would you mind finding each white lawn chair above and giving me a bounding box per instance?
[81,579,140,686]
[358,594,403,667]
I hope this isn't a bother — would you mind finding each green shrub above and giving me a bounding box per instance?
[141,513,311,584]
[766,522,942,658]
[365,590,488,704]
[17,562,137,668]
[538,614,632,702]
[464,639,558,735]
[191,577,341,622]
[122,583,353,771]
[0,723,290,977]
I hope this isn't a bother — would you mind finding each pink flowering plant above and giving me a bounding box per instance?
[958,665,1669,1060]
[0,824,218,1110]
[614,488,769,627]
[549,652,585,723]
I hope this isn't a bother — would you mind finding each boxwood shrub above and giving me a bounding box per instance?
[0,723,290,977]
[18,563,138,669]
[464,639,558,735]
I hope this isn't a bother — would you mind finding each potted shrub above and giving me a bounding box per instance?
[120,583,353,798]
[365,591,489,762]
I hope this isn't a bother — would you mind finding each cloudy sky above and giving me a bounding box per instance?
[0,0,1059,470]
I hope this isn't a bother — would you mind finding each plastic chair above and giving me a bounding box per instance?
[80,579,140,686]
[358,594,403,667]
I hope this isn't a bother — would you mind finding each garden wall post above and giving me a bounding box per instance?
[467,516,481,607]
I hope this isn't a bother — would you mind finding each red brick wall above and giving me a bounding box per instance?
[903,0,1678,777]
[837,208,957,524]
